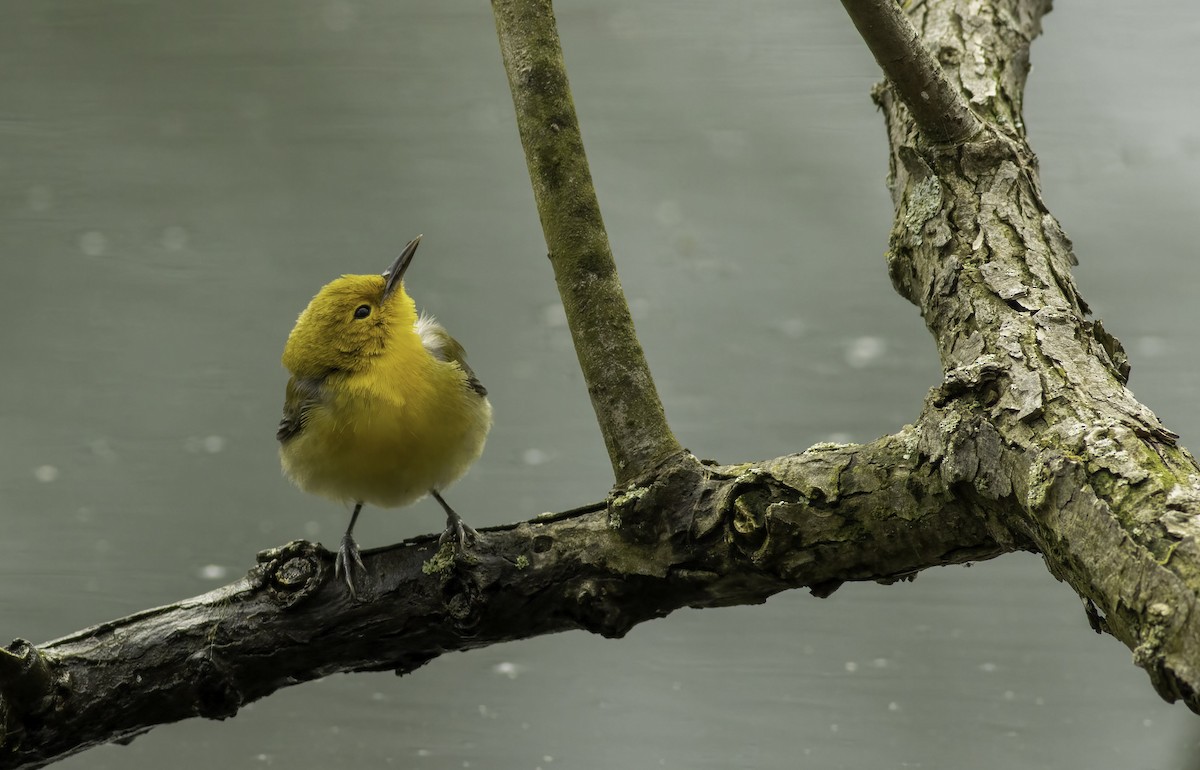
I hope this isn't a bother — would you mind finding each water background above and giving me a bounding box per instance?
[2,1,1198,767]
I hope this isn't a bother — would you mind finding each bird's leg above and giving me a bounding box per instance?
[432,490,478,549]
[335,502,367,597]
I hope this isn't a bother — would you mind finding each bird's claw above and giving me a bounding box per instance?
[335,532,366,598]
[438,518,479,550]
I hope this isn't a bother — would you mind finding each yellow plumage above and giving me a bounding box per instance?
[277,236,491,594]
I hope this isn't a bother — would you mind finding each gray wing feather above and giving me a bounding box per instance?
[277,376,326,443]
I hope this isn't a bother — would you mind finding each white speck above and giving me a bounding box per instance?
[76,507,94,522]
[255,753,272,764]
[777,317,807,338]
[522,448,552,466]
[415,749,432,758]
[824,432,853,444]
[830,724,839,733]
[542,756,554,763]
[541,303,568,328]
[492,661,523,679]
[89,438,117,461]
[844,661,858,673]
[371,691,388,702]
[1034,697,1044,706]
[888,701,900,711]
[920,91,930,100]
[28,184,53,212]
[670,681,681,691]
[162,225,189,252]
[94,538,111,553]
[845,335,886,368]
[34,465,59,483]
[198,564,228,580]
[520,722,530,730]
[304,520,321,537]
[1143,718,1153,727]
[203,435,226,453]
[655,199,683,227]
[872,657,889,668]
[79,230,108,257]
[322,0,358,31]
[1134,336,1167,357]
[1003,690,1015,701]
[979,662,998,673]
[478,704,497,719]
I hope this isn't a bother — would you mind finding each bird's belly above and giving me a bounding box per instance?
[280,390,491,508]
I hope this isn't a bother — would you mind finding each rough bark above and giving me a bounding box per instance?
[2,439,1002,769]
[3,0,1199,767]
[872,0,1200,707]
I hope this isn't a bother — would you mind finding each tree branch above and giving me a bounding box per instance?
[0,437,1002,769]
[869,0,1200,708]
[839,0,984,145]
[491,0,682,483]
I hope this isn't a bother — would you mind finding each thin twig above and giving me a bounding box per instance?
[490,0,682,483]
[840,0,984,144]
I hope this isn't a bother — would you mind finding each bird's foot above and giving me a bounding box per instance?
[438,515,479,551]
[334,532,366,598]
[431,490,479,552]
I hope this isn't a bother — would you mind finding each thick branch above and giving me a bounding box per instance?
[840,0,984,145]
[866,0,1200,709]
[1,439,1003,769]
[490,0,681,482]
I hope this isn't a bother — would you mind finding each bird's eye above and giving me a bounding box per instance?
[353,304,371,319]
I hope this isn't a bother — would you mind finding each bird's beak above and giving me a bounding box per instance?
[383,235,422,298]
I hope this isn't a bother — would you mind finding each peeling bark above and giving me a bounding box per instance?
[876,0,1200,709]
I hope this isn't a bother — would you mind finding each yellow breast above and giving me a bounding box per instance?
[280,344,492,508]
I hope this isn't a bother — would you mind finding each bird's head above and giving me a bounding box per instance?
[282,236,423,377]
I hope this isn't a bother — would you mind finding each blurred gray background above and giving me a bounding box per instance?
[2,1,1198,768]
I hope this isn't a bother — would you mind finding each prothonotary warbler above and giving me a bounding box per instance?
[277,235,492,595]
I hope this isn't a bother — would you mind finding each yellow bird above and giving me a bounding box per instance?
[277,235,492,595]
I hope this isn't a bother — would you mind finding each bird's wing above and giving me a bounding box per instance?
[276,376,327,443]
[416,314,487,397]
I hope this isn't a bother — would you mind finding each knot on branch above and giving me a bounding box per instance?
[0,639,63,756]
[253,540,327,608]
[715,467,774,561]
